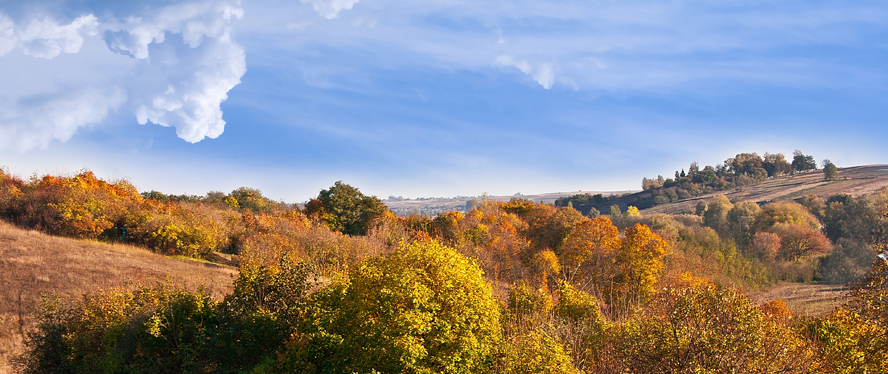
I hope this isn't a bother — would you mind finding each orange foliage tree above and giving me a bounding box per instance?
[12,171,141,239]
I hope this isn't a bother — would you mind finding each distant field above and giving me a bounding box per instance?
[0,221,237,373]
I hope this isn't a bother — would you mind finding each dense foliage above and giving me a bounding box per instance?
[4,165,888,373]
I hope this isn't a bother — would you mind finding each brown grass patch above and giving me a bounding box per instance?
[748,282,848,318]
[0,221,236,373]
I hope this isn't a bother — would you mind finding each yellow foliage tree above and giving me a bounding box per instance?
[560,218,669,307]
[608,283,816,373]
[279,241,502,373]
[615,223,669,302]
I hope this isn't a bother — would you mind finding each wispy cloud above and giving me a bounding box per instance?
[0,87,125,151]
[494,55,555,89]
[301,0,361,19]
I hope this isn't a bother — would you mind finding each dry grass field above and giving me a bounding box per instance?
[0,221,237,373]
[749,282,848,318]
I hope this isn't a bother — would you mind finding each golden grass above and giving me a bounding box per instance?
[0,221,237,373]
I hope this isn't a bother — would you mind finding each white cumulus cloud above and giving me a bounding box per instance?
[104,1,246,142]
[132,33,246,142]
[301,0,360,19]
[0,0,246,150]
[0,13,98,59]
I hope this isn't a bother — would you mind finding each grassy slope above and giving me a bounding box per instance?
[0,221,237,373]
[643,165,888,215]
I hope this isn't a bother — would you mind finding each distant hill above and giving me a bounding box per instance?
[0,221,237,373]
[383,189,638,216]
[641,165,888,214]
[384,165,888,217]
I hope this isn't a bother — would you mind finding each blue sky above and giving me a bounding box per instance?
[0,0,886,202]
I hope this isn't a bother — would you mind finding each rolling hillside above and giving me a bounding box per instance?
[0,221,237,373]
[642,165,888,214]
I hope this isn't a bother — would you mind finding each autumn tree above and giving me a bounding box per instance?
[750,231,782,260]
[754,201,820,233]
[13,171,142,239]
[525,204,584,253]
[769,223,831,260]
[276,241,502,373]
[811,261,888,372]
[609,282,816,373]
[560,218,668,307]
[559,217,621,287]
[18,286,219,373]
[229,186,279,214]
[615,224,669,302]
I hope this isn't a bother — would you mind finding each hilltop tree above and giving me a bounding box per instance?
[763,152,792,177]
[822,160,838,181]
[306,181,387,236]
[792,150,817,173]
[230,187,277,214]
[728,152,764,176]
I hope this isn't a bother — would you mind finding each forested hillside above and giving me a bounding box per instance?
[2,164,888,373]
[554,150,850,215]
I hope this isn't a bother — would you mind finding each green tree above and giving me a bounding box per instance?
[822,160,838,181]
[763,152,791,177]
[702,195,733,235]
[308,181,387,235]
[608,204,621,218]
[230,187,277,214]
[18,286,219,374]
[791,150,817,173]
[727,201,761,245]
